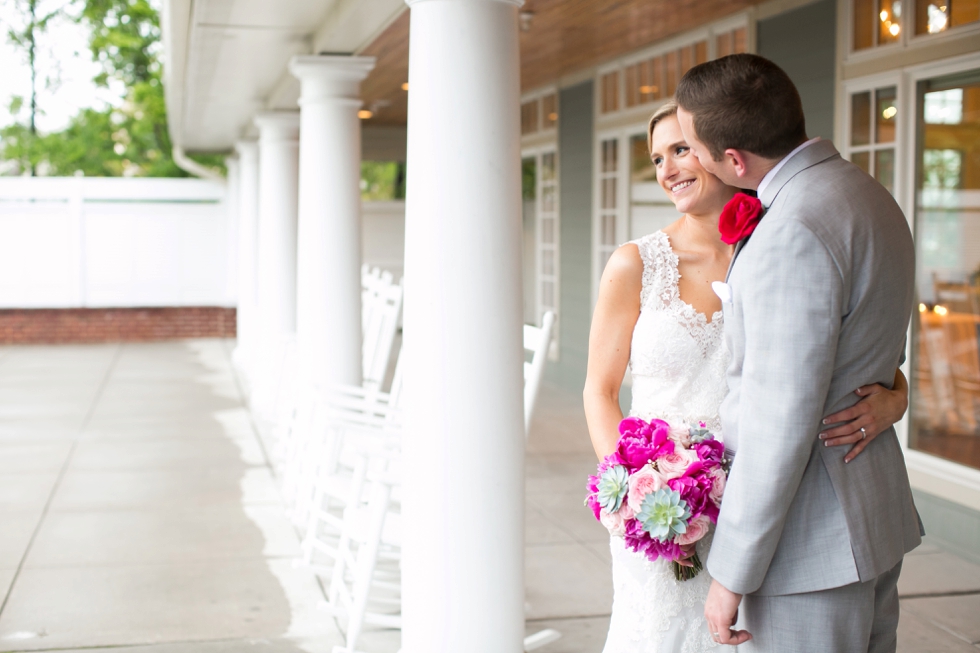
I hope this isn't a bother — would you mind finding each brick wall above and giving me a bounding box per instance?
[0,307,237,344]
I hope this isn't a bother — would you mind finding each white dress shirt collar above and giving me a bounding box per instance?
[756,137,821,204]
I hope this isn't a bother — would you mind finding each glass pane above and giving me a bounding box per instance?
[851,92,872,146]
[521,101,538,135]
[651,57,664,100]
[542,186,556,213]
[917,0,950,33]
[879,0,903,43]
[625,63,639,108]
[602,214,617,246]
[680,46,693,77]
[542,249,555,276]
[854,0,875,49]
[852,151,871,173]
[665,50,678,97]
[950,0,980,28]
[602,139,618,173]
[541,152,555,181]
[542,94,558,128]
[694,40,708,65]
[911,71,980,471]
[602,71,620,113]
[542,280,555,309]
[716,32,732,57]
[876,87,898,143]
[602,178,617,210]
[541,217,555,244]
[874,149,895,194]
[522,157,536,200]
[733,27,747,53]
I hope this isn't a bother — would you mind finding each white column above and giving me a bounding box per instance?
[232,140,260,382]
[253,112,300,407]
[289,55,375,387]
[401,1,525,652]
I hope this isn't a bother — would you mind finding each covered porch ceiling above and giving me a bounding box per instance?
[164,0,765,152]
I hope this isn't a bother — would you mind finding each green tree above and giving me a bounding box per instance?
[3,0,72,175]
[1,0,223,177]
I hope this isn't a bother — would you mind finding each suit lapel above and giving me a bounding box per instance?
[726,237,747,282]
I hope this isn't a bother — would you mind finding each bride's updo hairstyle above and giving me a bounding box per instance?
[647,101,678,156]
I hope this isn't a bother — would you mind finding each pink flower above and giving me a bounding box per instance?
[623,519,683,562]
[668,423,692,447]
[658,449,698,480]
[600,503,635,537]
[694,437,725,465]
[617,417,675,471]
[675,516,711,546]
[708,467,727,506]
[627,466,666,513]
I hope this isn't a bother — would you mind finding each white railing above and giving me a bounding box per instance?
[0,177,233,308]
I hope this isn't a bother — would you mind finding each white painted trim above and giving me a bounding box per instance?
[906,450,980,511]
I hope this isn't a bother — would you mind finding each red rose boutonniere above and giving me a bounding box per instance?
[718,193,764,245]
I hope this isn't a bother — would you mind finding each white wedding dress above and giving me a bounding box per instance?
[601,231,733,653]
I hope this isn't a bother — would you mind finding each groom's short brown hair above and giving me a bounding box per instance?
[675,54,807,161]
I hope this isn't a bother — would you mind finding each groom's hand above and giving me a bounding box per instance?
[705,580,752,646]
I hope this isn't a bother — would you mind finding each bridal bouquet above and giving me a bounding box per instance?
[586,417,729,581]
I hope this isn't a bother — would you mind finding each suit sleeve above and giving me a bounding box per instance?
[707,219,844,595]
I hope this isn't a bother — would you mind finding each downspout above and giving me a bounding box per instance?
[172,145,225,182]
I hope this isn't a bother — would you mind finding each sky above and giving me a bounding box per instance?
[0,1,124,132]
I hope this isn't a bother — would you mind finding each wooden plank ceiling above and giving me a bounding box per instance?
[359,0,764,126]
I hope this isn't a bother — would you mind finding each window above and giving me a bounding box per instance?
[521,93,558,135]
[915,0,980,34]
[522,149,560,337]
[853,0,905,49]
[597,138,621,281]
[910,69,980,471]
[846,86,898,195]
[629,134,681,240]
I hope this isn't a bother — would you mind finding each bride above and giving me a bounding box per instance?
[583,101,910,652]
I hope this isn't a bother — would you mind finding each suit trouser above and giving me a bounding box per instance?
[740,559,902,653]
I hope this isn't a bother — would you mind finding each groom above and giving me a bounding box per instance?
[675,55,922,652]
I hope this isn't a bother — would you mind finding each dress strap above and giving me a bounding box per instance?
[629,231,678,309]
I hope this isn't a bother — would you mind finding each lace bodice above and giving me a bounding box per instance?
[601,231,733,653]
[628,231,730,434]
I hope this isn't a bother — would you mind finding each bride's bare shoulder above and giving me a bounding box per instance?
[605,243,644,278]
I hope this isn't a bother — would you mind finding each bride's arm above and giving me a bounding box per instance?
[583,245,642,460]
[819,368,909,463]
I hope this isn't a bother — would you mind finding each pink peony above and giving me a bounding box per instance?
[600,503,635,537]
[675,515,711,546]
[708,466,727,506]
[694,437,725,465]
[668,423,693,447]
[627,466,666,513]
[658,449,698,480]
[617,417,675,471]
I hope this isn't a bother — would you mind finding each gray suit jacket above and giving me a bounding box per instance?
[707,140,922,596]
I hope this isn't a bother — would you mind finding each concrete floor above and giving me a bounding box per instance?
[0,340,977,652]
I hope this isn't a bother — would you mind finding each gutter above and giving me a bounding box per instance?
[172,146,225,183]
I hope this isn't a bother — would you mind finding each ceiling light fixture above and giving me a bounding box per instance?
[519,10,535,32]
[358,109,373,120]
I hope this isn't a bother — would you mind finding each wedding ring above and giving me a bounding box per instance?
[860,427,867,440]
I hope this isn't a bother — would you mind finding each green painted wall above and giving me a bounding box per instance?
[550,80,594,393]
[757,0,837,142]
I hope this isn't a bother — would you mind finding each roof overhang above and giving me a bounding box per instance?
[161,0,405,153]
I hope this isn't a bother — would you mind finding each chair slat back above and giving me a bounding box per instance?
[523,311,555,437]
